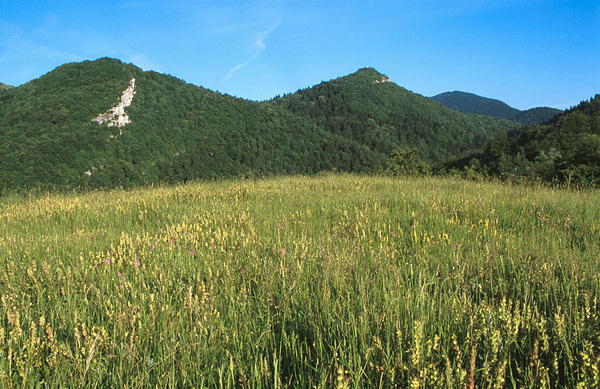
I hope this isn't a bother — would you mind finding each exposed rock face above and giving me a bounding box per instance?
[374,77,391,84]
[93,78,136,128]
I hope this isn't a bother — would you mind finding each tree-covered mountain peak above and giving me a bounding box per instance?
[279,67,399,101]
[433,91,518,115]
[349,66,388,78]
[331,67,394,86]
[7,56,142,109]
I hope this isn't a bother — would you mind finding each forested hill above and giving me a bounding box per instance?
[0,58,517,192]
[272,68,516,163]
[432,91,562,125]
[0,83,12,90]
[446,95,600,186]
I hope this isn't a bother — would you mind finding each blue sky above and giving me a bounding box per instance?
[0,0,598,109]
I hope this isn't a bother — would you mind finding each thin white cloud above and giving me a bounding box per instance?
[223,22,278,82]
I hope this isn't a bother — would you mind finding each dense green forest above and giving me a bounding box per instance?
[0,58,518,192]
[445,95,600,187]
[432,91,562,125]
[515,107,565,125]
[273,68,514,163]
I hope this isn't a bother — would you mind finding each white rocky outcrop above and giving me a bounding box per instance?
[93,78,136,128]
[374,77,391,84]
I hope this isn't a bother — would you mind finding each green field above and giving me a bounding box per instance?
[0,175,598,388]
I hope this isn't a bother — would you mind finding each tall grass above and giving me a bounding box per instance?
[0,175,598,387]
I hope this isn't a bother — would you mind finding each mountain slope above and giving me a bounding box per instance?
[513,107,564,125]
[0,82,12,90]
[0,58,326,190]
[272,68,517,163]
[0,59,518,191]
[432,91,561,125]
[445,95,600,186]
[432,91,520,119]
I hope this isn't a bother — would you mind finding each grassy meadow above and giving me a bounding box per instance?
[0,175,598,388]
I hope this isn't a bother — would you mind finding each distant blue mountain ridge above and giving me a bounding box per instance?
[432,91,562,125]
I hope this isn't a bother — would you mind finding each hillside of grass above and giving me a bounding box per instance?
[0,175,598,387]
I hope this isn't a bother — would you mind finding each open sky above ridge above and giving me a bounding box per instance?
[0,0,598,110]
